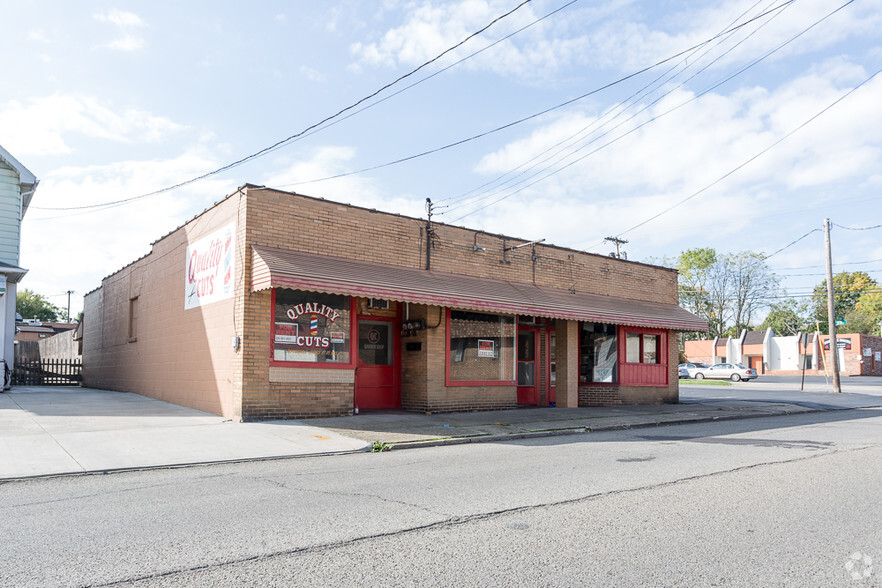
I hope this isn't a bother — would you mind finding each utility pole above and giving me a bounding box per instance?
[824,218,841,393]
[604,236,628,259]
[66,290,73,322]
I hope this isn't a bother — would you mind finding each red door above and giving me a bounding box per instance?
[355,318,399,410]
[517,327,539,405]
[546,328,556,406]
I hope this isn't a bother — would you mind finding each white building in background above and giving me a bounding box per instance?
[0,145,38,386]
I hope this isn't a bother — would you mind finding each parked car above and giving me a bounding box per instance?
[694,363,757,382]
[678,363,709,379]
[678,366,690,379]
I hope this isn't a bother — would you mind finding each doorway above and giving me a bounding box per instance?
[354,318,399,410]
[517,326,539,405]
[546,328,556,406]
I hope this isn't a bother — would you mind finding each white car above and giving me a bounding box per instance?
[694,363,757,382]
[678,363,709,379]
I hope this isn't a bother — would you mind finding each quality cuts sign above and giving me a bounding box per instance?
[185,222,236,310]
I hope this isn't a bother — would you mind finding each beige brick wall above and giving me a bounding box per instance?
[83,196,242,419]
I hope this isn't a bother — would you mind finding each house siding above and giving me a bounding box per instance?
[0,164,21,265]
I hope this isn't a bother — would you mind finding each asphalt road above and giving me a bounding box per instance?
[2,406,881,587]
[682,374,882,410]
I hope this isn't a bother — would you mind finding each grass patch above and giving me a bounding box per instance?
[679,379,732,386]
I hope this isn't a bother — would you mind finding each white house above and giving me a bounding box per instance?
[0,145,38,387]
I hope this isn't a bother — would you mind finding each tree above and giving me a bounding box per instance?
[674,248,722,337]
[810,272,878,333]
[671,248,780,339]
[844,291,882,335]
[761,299,810,336]
[16,289,62,322]
[725,251,780,334]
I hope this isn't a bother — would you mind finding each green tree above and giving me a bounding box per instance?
[844,290,882,335]
[811,271,877,333]
[670,248,780,338]
[761,299,810,336]
[16,289,62,322]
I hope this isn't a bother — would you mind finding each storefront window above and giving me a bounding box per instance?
[448,310,515,383]
[625,332,660,364]
[580,322,617,383]
[273,289,351,364]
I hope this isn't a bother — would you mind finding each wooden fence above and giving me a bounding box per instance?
[12,359,83,386]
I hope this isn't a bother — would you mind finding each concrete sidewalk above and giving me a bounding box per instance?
[0,385,823,481]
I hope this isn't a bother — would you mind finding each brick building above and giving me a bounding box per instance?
[684,329,882,376]
[83,185,706,421]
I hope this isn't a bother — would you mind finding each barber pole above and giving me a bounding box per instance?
[310,315,318,336]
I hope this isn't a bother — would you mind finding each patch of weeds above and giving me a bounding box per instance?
[370,440,391,452]
[679,379,732,386]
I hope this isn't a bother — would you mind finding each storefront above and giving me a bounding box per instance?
[83,185,706,421]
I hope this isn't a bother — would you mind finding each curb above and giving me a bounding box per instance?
[384,407,824,451]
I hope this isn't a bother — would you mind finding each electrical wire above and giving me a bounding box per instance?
[449,0,853,227]
[833,223,882,231]
[438,0,782,212]
[30,0,539,212]
[269,0,798,200]
[585,62,879,252]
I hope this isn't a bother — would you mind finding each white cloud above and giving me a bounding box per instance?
[0,95,183,156]
[263,146,425,219]
[93,9,145,28]
[458,59,882,256]
[348,0,882,83]
[93,9,146,51]
[21,151,237,317]
[107,35,145,51]
[299,66,327,83]
[28,29,49,43]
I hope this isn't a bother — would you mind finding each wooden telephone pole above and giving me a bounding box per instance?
[824,218,841,393]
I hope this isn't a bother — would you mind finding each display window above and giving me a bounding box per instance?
[446,310,516,385]
[271,289,354,366]
[580,322,618,383]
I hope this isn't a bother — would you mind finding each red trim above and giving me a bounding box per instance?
[545,325,556,406]
[618,326,669,387]
[517,324,541,405]
[268,289,357,369]
[354,313,401,409]
[445,308,516,387]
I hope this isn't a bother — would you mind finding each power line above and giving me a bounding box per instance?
[231,0,799,200]
[438,0,786,213]
[30,0,539,213]
[446,0,843,226]
[591,60,877,251]
[833,222,882,231]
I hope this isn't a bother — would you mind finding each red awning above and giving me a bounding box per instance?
[252,245,708,331]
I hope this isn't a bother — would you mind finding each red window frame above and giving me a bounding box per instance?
[618,326,668,386]
[578,321,619,385]
[445,308,516,387]
[269,288,357,369]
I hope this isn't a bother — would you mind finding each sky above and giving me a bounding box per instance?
[2,0,881,322]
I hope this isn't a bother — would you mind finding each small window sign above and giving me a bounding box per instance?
[477,339,495,358]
